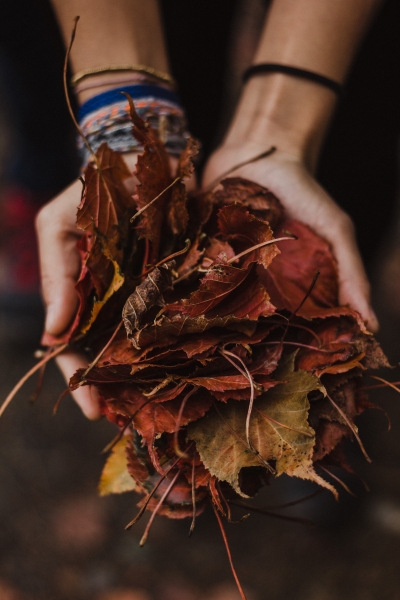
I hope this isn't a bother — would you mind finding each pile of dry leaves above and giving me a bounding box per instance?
[3,96,393,598]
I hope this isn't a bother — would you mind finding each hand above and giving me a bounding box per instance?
[36,153,196,419]
[202,142,378,332]
[35,153,139,420]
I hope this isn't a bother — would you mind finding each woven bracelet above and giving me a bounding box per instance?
[78,85,190,167]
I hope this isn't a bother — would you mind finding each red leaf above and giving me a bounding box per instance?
[130,101,172,261]
[213,177,284,229]
[167,137,199,235]
[217,204,280,269]
[261,218,339,314]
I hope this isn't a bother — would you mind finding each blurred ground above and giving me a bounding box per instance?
[0,271,400,600]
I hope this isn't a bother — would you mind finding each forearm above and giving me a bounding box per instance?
[225,0,385,169]
[50,0,169,103]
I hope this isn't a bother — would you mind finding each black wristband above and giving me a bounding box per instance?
[242,63,344,96]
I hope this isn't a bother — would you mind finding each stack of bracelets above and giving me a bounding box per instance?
[72,66,191,167]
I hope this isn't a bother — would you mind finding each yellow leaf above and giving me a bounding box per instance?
[81,259,124,334]
[98,436,137,496]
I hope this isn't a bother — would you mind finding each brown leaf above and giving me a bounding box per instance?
[213,178,284,229]
[123,262,174,337]
[217,204,280,269]
[167,137,199,235]
[129,100,172,261]
[41,145,133,345]
[172,259,249,317]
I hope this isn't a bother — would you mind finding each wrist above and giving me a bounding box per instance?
[223,73,337,169]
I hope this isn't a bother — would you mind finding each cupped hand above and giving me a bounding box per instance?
[36,153,193,420]
[202,142,378,332]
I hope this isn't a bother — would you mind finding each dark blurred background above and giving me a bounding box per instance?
[1,1,400,599]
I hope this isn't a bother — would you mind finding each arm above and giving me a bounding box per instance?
[203,0,384,330]
[36,0,171,419]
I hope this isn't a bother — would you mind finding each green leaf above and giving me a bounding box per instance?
[188,354,336,497]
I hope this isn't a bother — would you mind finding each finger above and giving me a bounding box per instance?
[56,351,101,420]
[35,180,83,336]
[328,220,379,332]
[271,171,379,332]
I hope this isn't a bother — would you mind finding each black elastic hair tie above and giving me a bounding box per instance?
[242,63,344,96]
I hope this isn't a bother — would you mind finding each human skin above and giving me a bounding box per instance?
[37,0,383,419]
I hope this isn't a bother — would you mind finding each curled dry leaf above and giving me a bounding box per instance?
[123,261,175,337]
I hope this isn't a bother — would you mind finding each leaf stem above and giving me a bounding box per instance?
[227,235,296,264]
[79,320,123,384]
[0,344,68,418]
[139,469,181,546]
[63,17,100,169]
[326,392,371,463]
[125,453,185,530]
[317,464,356,497]
[189,447,197,537]
[228,500,314,527]
[131,177,180,223]
[173,387,198,458]
[212,503,248,600]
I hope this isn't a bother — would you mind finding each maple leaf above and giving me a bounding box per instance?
[128,98,172,261]
[98,436,138,496]
[188,354,336,497]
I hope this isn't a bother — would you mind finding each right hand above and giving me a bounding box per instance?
[36,152,195,420]
[35,154,139,420]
